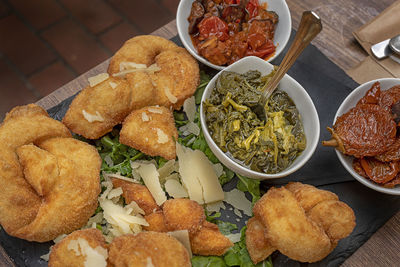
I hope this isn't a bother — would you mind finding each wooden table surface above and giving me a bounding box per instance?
[2,0,399,266]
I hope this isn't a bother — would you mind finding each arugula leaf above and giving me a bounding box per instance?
[206,211,221,223]
[192,256,227,267]
[216,221,238,235]
[236,174,261,204]
[219,167,235,185]
[195,71,211,105]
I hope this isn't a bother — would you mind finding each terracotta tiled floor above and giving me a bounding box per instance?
[0,0,180,120]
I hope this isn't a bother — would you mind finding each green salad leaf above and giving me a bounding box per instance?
[216,221,238,235]
[192,256,227,267]
[236,174,261,205]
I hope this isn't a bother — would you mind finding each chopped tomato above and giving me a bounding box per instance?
[246,36,275,58]
[198,16,229,41]
[246,0,260,18]
[224,0,239,4]
[360,158,399,184]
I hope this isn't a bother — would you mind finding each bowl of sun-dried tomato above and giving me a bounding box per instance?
[177,0,292,70]
[323,78,400,195]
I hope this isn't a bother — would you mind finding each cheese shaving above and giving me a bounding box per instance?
[107,187,123,200]
[119,61,147,71]
[226,233,241,243]
[113,63,161,77]
[158,160,176,180]
[165,179,188,198]
[183,96,196,122]
[67,238,108,267]
[167,230,192,258]
[134,162,167,205]
[141,112,150,122]
[156,128,169,144]
[125,201,145,215]
[213,163,224,178]
[102,172,140,184]
[224,189,252,217]
[179,121,200,136]
[109,81,118,89]
[206,201,226,213]
[88,73,109,87]
[82,110,104,123]
[148,107,163,114]
[53,234,67,244]
[164,86,178,104]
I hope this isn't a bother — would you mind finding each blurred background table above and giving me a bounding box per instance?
[0,0,399,266]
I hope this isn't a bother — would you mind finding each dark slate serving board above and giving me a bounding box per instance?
[1,31,399,267]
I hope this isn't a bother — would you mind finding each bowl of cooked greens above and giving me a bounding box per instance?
[200,56,320,179]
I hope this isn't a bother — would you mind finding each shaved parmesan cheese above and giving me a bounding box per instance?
[168,230,192,258]
[226,233,241,243]
[53,234,67,244]
[82,110,104,123]
[107,187,123,200]
[104,155,113,167]
[100,180,113,200]
[146,257,154,267]
[233,208,242,218]
[179,121,200,136]
[119,61,147,71]
[176,143,224,204]
[85,212,104,228]
[135,163,167,205]
[102,172,140,184]
[206,201,226,213]
[164,172,180,182]
[224,189,252,217]
[158,160,176,180]
[100,199,148,236]
[125,201,145,215]
[165,179,188,198]
[141,112,150,122]
[113,63,160,77]
[164,87,178,104]
[156,128,169,144]
[109,81,117,89]
[148,107,163,114]
[213,163,224,178]
[88,73,109,87]
[183,96,196,122]
[67,238,108,267]
[40,251,50,261]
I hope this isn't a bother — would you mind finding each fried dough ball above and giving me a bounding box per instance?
[245,217,275,264]
[108,35,199,110]
[254,187,332,263]
[190,221,233,256]
[119,106,178,160]
[108,232,191,267]
[48,229,108,267]
[62,77,131,139]
[284,182,338,212]
[0,105,101,242]
[162,198,205,234]
[143,211,168,232]
[112,179,159,215]
[252,183,356,263]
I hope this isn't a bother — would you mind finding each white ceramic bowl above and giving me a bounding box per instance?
[333,78,400,195]
[177,0,292,70]
[200,56,320,179]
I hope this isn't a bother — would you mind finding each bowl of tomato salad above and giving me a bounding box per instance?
[177,0,292,70]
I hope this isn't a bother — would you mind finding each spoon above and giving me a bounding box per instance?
[389,35,400,56]
[251,11,322,121]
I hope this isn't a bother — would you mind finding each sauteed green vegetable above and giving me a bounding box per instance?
[204,70,306,174]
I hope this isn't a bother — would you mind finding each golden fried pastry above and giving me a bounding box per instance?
[48,229,108,267]
[143,211,168,232]
[251,183,356,263]
[112,179,159,215]
[119,106,178,160]
[63,76,131,139]
[245,217,275,264]
[163,198,205,234]
[108,35,199,110]
[108,232,191,267]
[0,105,101,242]
[190,221,233,256]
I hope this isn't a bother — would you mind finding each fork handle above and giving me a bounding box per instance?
[260,11,322,104]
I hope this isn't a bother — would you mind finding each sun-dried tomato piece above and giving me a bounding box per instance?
[327,104,396,158]
[383,174,400,188]
[357,81,381,106]
[353,158,367,177]
[378,85,400,112]
[375,138,400,162]
[360,158,399,184]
